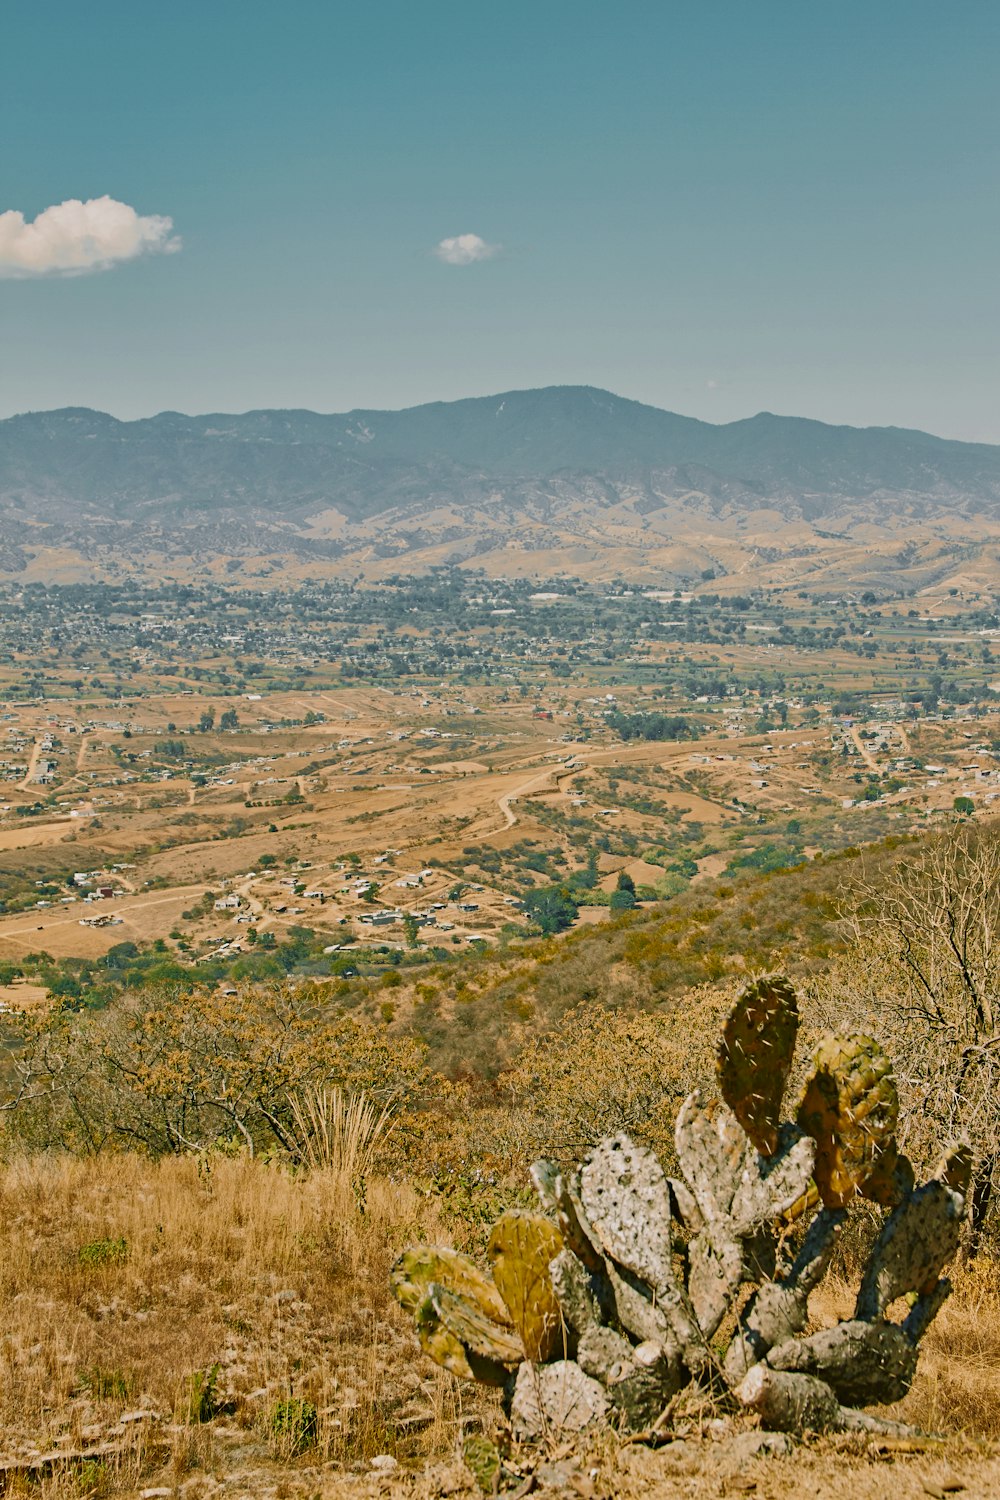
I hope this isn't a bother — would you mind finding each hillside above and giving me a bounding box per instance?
[3,389,1000,590]
[3,825,1000,1497]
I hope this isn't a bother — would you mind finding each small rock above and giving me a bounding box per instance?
[140,1490,172,1498]
[536,1458,583,1491]
[370,1454,399,1473]
[725,1431,795,1462]
[539,1458,593,1494]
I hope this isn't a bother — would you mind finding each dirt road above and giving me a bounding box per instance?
[16,739,46,790]
[496,767,560,828]
[850,727,880,772]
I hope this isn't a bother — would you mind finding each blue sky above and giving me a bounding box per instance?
[2,0,998,439]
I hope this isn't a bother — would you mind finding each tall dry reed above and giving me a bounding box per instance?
[286,1086,395,1181]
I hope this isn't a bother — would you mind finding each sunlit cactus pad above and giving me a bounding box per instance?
[797,1032,900,1208]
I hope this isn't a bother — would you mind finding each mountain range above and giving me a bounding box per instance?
[1,387,999,591]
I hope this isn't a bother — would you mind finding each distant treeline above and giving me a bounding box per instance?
[605,710,702,742]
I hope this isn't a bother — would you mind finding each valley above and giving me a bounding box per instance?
[0,570,997,1013]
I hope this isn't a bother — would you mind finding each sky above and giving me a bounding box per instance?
[2,1,998,440]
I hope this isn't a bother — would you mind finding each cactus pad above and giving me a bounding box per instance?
[796,1033,899,1209]
[860,1144,914,1208]
[718,977,799,1156]
[390,1245,511,1324]
[487,1210,565,1362]
[429,1283,525,1364]
[414,1296,479,1381]
[856,1178,966,1318]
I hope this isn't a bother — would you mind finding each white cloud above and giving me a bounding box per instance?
[0,196,181,279]
[433,233,499,266]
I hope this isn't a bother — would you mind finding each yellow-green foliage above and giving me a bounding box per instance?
[390,1245,511,1323]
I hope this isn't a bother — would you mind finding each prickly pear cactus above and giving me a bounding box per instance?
[797,1033,899,1209]
[718,976,799,1156]
[390,975,970,1443]
[462,1435,502,1494]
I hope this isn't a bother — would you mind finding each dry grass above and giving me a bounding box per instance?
[811,1260,1000,1442]
[895,1259,1000,1440]
[286,1086,396,1179]
[0,1151,494,1492]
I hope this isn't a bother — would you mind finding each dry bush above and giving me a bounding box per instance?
[5,984,430,1159]
[816,820,1000,1242]
[503,986,729,1167]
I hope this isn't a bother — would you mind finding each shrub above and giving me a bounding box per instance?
[186,1363,221,1423]
[269,1396,318,1454]
[8,984,429,1158]
[520,885,578,935]
[78,1236,128,1268]
[505,995,725,1166]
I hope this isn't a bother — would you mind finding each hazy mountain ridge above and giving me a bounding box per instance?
[2,387,1000,588]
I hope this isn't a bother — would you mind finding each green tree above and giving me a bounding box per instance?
[609,886,637,913]
[522,886,578,935]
